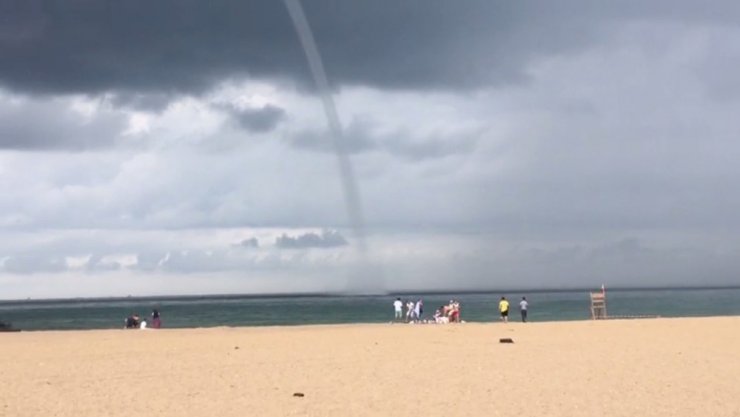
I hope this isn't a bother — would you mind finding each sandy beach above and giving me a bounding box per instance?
[1,317,739,417]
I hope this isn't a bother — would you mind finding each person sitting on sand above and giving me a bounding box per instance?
[434,308,449,324]
[124,313,140,329]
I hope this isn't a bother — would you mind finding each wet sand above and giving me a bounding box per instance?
[1,317,739,417]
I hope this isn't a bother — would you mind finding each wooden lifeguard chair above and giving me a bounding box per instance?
[590,284,607,319]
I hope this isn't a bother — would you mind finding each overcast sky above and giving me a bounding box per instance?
[1,0,740,299]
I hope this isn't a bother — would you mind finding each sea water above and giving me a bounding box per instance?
[1,287,739,331]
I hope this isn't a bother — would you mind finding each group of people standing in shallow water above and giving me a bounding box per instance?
[393,298,462,323]
[393,296,530,324]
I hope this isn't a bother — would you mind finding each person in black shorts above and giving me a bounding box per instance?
[498,297,510,323]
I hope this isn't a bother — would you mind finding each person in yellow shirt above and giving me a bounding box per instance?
[498,296,510,323]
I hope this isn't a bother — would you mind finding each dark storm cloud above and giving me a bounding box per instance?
[3,0,737,97]
[218,103,286,133]
[0,1,48,43]
[275,230,348,249]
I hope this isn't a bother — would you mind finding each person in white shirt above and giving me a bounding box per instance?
[519,297,529,323]
[414,299,423,322]
[406,301,415,322]
[393,298,403,321]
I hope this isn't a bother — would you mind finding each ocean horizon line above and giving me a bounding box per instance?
[2,284,739,305]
